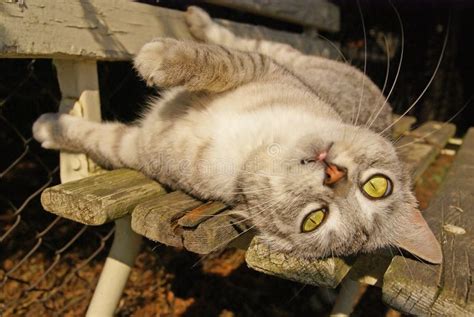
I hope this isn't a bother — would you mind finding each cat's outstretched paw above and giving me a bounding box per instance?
[185,6,214,41]
[32,113,63,149]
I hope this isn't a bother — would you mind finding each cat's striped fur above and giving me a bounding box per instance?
[33,7,441,263]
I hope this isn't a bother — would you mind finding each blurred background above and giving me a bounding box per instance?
[1,0,472,316]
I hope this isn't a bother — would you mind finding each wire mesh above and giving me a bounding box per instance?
[0,59,115,316]
[0,58,188,316]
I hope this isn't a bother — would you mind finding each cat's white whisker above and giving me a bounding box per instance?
[384,230,438,273]
[314,32,349,64]
[395,96,473,149]
[190,222,258,268]
[393,243,418,281]
[209,190,303,233]
[206,192,294,230]
[365,34,391,128]
[352,0,368,128]
[287,283,308,304]
[368,0,405,130]
[379,13,451,136]
[378,34,392,105]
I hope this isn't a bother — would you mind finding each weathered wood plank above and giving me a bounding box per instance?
[205,0,340,32]
[397,122,456,180]
[396,121,456,148]
[245,236,354,288]
[392,115,417,139]
[382,127,474,316]
[178,201,228,228]
[0,0,337,60]
[181,210,248,254]
[244,121,456,288]
[41,169,166,225]
[131,191,203,247]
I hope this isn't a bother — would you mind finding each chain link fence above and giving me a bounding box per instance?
[0,59,116,316]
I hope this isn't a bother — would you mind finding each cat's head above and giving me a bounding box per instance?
[240,119,442,263]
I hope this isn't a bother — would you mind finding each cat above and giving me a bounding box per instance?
[32,6,442,263]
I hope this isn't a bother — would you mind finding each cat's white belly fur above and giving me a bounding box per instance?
[140,86,341,203]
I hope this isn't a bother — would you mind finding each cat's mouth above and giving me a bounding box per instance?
[316,142,347,186]
[300,142,347,186]
[322,161,347,186]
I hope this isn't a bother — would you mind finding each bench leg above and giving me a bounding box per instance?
[86,216,142,317]
[330,278,364,317]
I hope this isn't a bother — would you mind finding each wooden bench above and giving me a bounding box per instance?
[383,128,474,316]
[3,0,472,316]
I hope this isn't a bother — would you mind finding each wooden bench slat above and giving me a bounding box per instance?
[178,201,228,228]
[0,0,338,60]
[244,121,455,288]
[181,210,249,254]
[205,0,340,32]
[131,191,203,247]
[41,169,165,225]
[245,236,354,288]
[407,121,456,148]
[392,115,417,139]
[382,127,474,316]
[397,122,456,180]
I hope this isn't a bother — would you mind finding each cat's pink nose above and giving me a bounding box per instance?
[323,162,347,186]
[317,151,328,161]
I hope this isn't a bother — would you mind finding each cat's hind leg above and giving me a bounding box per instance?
[134,37,277,93]
[185,6,305,67]
[33,113,141,170]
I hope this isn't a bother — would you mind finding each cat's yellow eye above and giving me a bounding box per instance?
[361,174,392,199]
[301,208,327,233]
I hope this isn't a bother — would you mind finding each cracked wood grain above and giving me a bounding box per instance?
[0,0,337,60]
[245,236,355,288]
[41,169,166,225]
[131,191,203,247]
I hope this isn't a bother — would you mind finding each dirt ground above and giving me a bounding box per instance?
[0,151,454,317]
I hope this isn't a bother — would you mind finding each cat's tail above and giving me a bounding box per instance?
[33,113,141,170]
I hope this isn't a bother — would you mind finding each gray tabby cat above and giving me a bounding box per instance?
[33,7,442,263]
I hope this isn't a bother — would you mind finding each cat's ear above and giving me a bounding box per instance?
[395,208,443,264]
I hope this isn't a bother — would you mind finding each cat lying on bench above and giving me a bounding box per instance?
[32,6,441,263]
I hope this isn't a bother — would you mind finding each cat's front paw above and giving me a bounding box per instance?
[134,38,180,87]
[185,6,214,41]
[32,113,63,149]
